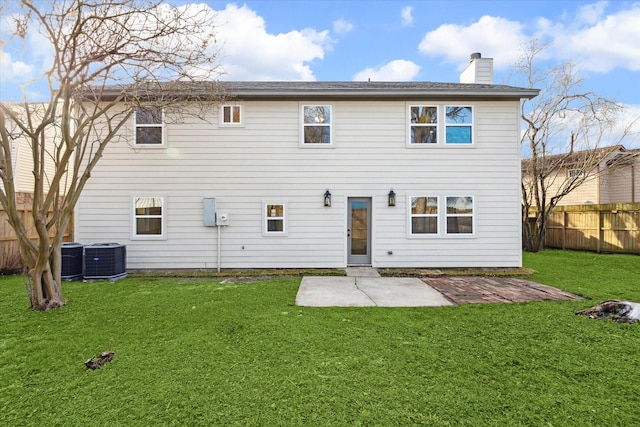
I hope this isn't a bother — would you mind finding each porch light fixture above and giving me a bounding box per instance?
[324,190,332,207]
[388,189,396,207]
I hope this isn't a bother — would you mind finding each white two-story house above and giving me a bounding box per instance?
[75,54,538,270]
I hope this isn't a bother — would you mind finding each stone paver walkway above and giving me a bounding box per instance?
[423,277,582,305]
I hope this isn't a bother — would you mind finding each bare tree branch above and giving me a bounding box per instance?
[0,0,224,310]
[517,40,639,252]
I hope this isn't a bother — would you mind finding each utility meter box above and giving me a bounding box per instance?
[216,212,229,226]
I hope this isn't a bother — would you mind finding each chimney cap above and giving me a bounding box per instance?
[470,52,482,60]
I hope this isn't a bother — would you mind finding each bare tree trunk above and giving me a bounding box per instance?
[18,224,65,310]
[1,0,224,310]
[517,40,637,253]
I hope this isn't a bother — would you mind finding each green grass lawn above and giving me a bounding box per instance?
[1,250,639,426]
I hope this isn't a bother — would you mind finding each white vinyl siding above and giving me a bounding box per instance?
[546,168,599,206]
[601,160,640,204]
[7,103,69,193]
[76,99,523,269]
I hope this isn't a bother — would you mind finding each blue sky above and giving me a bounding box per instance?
[1,0,639,111]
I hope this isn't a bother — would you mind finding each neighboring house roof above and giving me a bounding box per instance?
[521,145,629,170]
[95,81,539,102]
[605,147,640,166]
[522,145,640,205]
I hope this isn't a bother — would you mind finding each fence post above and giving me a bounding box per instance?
[597,209,603,254]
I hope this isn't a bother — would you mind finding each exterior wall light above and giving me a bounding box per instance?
[388,189,396,207]
[324,190,332,207]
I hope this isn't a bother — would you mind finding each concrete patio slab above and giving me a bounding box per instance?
[356,277,454,307]
[295,276,454,307]
[295,277,376,307]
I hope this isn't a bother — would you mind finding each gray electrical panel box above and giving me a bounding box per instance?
[203,198,216,227]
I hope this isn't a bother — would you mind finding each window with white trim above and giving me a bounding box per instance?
[133,196,165,239]
[446,196,474,234]
[445,106,473,144]
[410,196,438,234]
[568,168,584,178]
[302,105,332,145]
[410,106,438,144]
[134,107,164,145]
[220,105,242,126]
[265,203,285,234]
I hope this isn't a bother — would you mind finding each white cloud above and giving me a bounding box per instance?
[333,18,353,35]
[616,104,640,149]
[418,15,527,69]
[575,1,608,25]
[549,4,640,73]
[0,50,34,81]
[215,3,333,81]
[353,60,421,81]
[418,3,640,74]
[401,6,413,27]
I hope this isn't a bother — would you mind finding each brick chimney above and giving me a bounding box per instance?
[459,52,493,84]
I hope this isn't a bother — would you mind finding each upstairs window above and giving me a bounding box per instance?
[446,196,474,234]
[410,106,438,144]
[133,196,165,239]
[445,106,473,144]
[568,169,584,178]
[220,105,242,126]
[410,196,439,235]
[302,105,332,145]
[135,107,164,146]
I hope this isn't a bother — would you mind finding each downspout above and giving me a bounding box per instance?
[217,225,221,273]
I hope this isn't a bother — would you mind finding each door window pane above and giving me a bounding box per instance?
[351,201,368,255]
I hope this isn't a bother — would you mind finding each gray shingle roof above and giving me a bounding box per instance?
[95,80,539,101]
[221,81,538,99]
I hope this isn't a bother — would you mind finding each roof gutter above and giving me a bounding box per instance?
[229,88,540,101]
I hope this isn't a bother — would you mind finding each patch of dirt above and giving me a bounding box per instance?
[576,300,640,323]
[220,276,276,283]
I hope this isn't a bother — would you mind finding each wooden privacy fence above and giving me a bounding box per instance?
[544,203,640,254]
[0,193,73,270]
